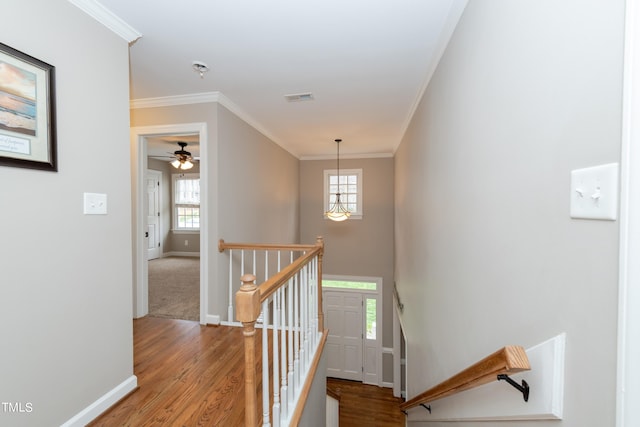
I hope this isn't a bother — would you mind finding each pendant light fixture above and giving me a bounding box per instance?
[325,138,351,222]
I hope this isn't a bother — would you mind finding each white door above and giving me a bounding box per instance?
[324,291,363,381]
[146,170,162,260]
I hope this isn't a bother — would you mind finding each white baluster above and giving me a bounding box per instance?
[281,283,288,418]
[228,249,234,321]
[262,300,270,427]
[302,266,309,369]
[287,276,295,408]
[293,274,300,390]
[272,288,280,427]
[300,268,306,371]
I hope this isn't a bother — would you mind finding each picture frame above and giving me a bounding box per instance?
[0,42,57,171]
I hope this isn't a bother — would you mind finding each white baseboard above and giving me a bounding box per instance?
[206,314,220,325]
[61,375,137,427]
[381,381,394,389]
[163,251,200,257]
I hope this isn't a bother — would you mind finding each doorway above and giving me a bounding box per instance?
[146,169,162,260]
[322,275,382,386]
[131,123,208,324]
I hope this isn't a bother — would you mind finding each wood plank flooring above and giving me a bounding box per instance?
[90,316,405,426]
[90,317,254,426]
[327,378,405,426]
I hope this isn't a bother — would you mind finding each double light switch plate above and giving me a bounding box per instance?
[570,163,619,220]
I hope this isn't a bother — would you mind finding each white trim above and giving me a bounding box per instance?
[130,92,221,109]
[163,251,200,258]
[131,123,209,325]
[322,274,383,386]
[617,1,640,426]
[206,314,221,325]
[61,375,137,426]
[130,92,291,158]
[300,152,394,161]
[394,0,468,154]
[67,0,142,43]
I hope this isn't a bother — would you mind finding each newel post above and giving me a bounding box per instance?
[236,273,260,427]
[316,236,324,332]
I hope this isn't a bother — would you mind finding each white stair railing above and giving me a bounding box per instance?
[218,238,327,427]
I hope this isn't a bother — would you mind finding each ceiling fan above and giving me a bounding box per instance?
[150,141,197,170]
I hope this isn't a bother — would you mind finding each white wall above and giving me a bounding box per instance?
[0,1,134,425]
[395,1,624,426]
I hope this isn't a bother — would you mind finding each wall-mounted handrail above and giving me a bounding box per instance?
[399,345,530,413]
[393,283,404,312]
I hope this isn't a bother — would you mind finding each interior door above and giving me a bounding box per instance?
[324,291,363,381]
[146,170,161,260]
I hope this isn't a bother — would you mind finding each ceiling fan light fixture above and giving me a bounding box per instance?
[170,141,195,169]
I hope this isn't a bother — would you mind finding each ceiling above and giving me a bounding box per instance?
[96,0,465,158]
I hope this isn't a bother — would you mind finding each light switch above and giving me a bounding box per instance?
[570,163,618,220]
[84,192,108,215]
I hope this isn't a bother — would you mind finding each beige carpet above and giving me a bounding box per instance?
[148,256,199,321]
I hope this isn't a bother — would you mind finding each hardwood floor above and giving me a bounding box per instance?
[90,316,405,426]
[90,317,253,426]
[327,378,405,427]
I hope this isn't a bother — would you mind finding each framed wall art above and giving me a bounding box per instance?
[0,42,57,171]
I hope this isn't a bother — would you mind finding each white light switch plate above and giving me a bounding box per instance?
[84,192,107,215]
[570,163,618,220]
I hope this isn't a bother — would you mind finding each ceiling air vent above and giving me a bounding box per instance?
[284,92,314,102]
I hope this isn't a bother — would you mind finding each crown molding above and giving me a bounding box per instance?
[68,0,142,43]
[130,92,221,109]
[130,92,291,157]
[300,152,394,161]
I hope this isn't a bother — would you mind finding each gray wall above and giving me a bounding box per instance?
[300,157,394,381]
[132,103,299,320]
[395,1,624,426]
[0,0,134,425]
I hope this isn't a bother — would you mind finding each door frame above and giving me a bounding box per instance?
[322,274,383,386]
[146,169,162,260]
[131,122,208,324]
[617,1,640,425]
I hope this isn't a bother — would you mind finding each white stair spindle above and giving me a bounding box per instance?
[228,249,234,321]
[273,288,281,427]
[262,300,270,427]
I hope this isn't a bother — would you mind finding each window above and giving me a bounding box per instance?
[323,168,363,219]
[173,174,200,231]
[323,279,377,290]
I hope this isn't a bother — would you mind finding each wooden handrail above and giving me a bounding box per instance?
[257,246,321,302]
[399,345,530,412]
[219,238,319,252]
[227,237,325,426]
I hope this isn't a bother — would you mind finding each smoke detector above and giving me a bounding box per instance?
[192,61,210,78]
